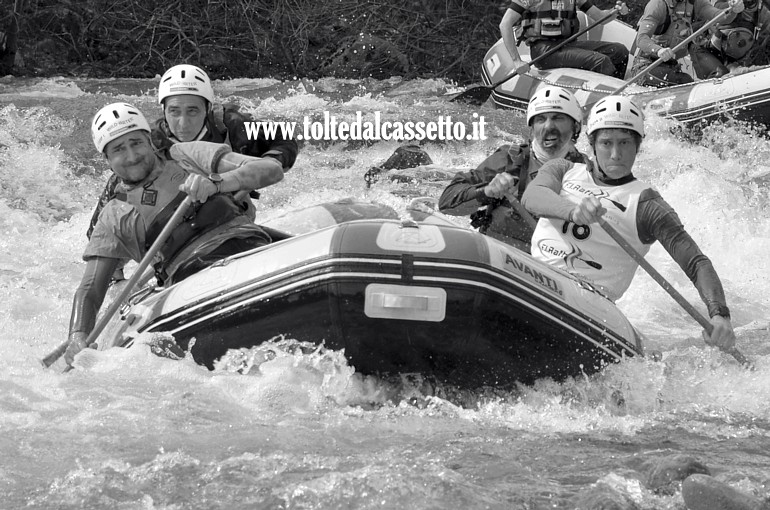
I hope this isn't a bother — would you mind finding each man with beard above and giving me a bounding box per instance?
[64,102,284,366]
[87,64,298,282]
[521,95,736,350]
[438,86,586,251]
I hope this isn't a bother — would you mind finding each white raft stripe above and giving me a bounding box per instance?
[664,92,770,121]
[415,260,638,351]
[142,258,635,359]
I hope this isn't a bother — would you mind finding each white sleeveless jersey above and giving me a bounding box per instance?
[530,162,651,301]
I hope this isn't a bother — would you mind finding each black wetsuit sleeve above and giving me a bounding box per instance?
[437,147,511,216]
[68,257,119,336]
[223,107,299,170]
[637,189,731,318]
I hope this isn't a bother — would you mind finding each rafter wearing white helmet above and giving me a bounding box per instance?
[91,102,151,153]
[158,64,215,106]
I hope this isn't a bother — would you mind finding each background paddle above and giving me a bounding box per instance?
[613,6,733,94]
[450,7,620,105]
[597,217,752,368]
[40,195,194,369]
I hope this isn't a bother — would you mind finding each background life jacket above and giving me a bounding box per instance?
[710,1,763,59]
[651,0,695,58]
[519,0,581,42]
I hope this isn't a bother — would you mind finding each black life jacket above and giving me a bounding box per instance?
[651,0,695,57]
[712,1,764,59]
[519,0,581,43]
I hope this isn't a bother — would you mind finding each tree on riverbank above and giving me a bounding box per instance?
[2,0,643,82]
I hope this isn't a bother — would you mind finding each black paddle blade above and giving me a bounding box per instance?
[449,85,493,105]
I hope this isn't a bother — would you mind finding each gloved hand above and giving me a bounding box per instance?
[484,172,518,199]
[170,142,232,175]
[728,0,744,13]
[64,332,90,366]
[614,1,630,15]
[657,47,677,61]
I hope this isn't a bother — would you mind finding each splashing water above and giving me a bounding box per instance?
[1,76,769,509]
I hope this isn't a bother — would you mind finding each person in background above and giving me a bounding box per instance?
[521,95,736,351]
[632,0,745,86]
[499,0,630,79]
[693,0,770,77]
[87,64,299,281]
[438,86,586,251]
[65,102,285,365]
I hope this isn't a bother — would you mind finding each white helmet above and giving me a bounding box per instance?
[526,86,583,125]
[91,102,151,153]
[586,96,645,138]
[158,64,214,105]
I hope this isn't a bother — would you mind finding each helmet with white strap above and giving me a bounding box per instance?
[91,102,151,153]
[158,64,214,105]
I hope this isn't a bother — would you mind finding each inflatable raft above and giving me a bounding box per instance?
[104,200,644,388]
[482,14,770,125]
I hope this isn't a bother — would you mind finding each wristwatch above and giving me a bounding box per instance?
[207,173,223,194]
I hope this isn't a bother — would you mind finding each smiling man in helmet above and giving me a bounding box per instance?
[87,65,299,281]
[521,95,736,350]
[64,102,284,365]
[439,86,586,251]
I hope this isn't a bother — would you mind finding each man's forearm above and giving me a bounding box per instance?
[68,258,117,337]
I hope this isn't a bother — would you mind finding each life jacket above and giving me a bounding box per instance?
[519,0,581,43]
[115,162,248,284]
[530,161,650,301]
[651,0,695,58]
[711,1,764,59]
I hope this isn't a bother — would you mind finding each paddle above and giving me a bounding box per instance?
[450,7,621,105]
[41,195,194,369]
[613,6,734,94]
[597,217,753,368]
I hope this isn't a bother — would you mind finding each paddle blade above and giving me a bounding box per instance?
[449,85,493,105]
[40,340,69,368]
[725,347,755,370]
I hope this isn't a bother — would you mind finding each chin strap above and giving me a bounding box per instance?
[593,159,637,185]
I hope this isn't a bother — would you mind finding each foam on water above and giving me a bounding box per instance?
[1,77,769,508]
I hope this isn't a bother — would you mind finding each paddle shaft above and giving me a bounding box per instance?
[492,7,621,89]
[597,217,751,367]
[41,196,194,368]
[504,191,538,230]
[614,6,733,94]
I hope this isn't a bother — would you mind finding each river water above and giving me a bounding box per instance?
[0,75,768,509]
